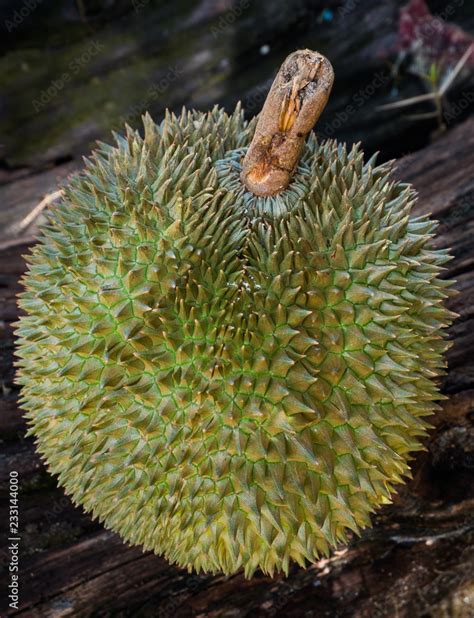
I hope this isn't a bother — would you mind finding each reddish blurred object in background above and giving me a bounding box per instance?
[398,0,474,77]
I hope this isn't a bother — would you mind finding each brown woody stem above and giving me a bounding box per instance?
[241,49,334,197]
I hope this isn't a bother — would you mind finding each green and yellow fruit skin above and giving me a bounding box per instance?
[15,106,455,577]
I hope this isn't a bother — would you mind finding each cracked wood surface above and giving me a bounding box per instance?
[2,0,473,172]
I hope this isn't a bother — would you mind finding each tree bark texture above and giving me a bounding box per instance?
[1,0,473,174]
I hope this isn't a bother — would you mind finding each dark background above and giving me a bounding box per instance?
[0,0,473,237]
[0,0,473,169]
[1,1,474,617]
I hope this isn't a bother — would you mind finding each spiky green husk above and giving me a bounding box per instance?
[15,106,455,577]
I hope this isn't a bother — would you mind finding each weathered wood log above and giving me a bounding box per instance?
[0,113,473,617]
[2,0,473,243]
[1,0,473,173]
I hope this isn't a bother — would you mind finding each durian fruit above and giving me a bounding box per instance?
[15,50,455,578]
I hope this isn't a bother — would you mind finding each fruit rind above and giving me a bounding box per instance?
[15,106,455,577]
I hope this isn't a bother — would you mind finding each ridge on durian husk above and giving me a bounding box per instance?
[15,105,456,578]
